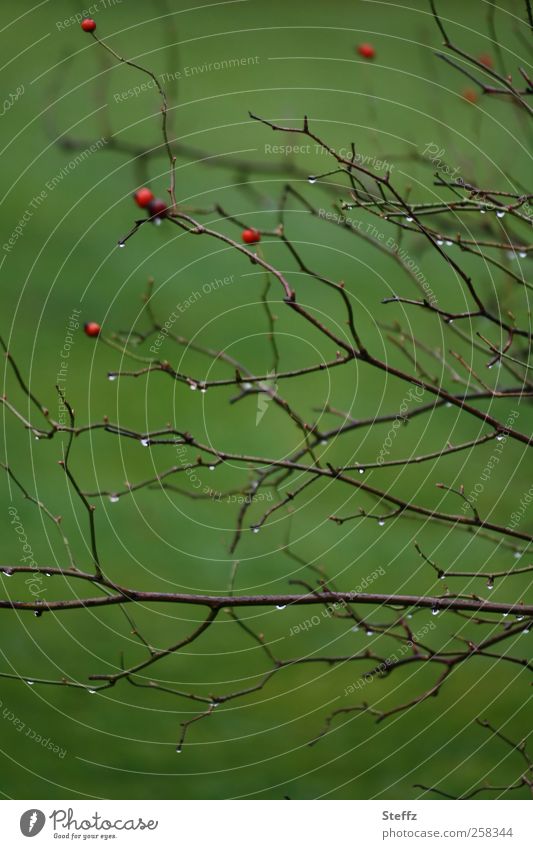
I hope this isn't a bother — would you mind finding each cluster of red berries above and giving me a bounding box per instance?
[357,43,375,60]
[133,187,168,219]
[241,228,261,244]
[81,18,96,32]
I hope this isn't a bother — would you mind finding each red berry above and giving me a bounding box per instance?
[462,88,478,104]
[242,228,261,244]
[134,187,155,208]
[81,18,96,32]
[84,322,101,338]
[357,43,375,60]
[148,198,168,218]
[478,53,493,69]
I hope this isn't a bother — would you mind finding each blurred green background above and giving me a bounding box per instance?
[1,0,531,800]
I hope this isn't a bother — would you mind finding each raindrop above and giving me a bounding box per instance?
[276,605,286,611]
[34,610,42,618]
[445,402,452,408]
[519,251,527,259]
[523,628,531,634]
[34,435,41,441]
[407,613,413,619]
[378,519,385,527]
[153,218,162,227]
[140,438,150,447]
[44,572,52,578]
[175,746,182,754]
[405,216,414,223]
[189,383,198,391]
[200,387,207,394]
[88,689,97,694]
[432,607,439,616]
[358,468,365,475]
[439,574,445,581]
[308,176,317,184]
[366,629,373,636]
[496,435,505,442]
[436,239,444,246]
[108,374,117,382]
[109,494,120,504]
[351,625,359,632]
[243,382,253,390]
[516,614,524,622]
[503,612,509,617]
[480,208,486,215]
[320,439,328,446]
[27,680,35,686]
[210,701,219,708]
[445,240,453,247]
[487,578,494,590]
[208,465,216,471]
[496,210,505,219]
[118,242,126,248]
[514,551,521,559]
[251,526,260,534]
[2,569,13,577]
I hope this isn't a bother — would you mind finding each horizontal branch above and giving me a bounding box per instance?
[0,571,531,616]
